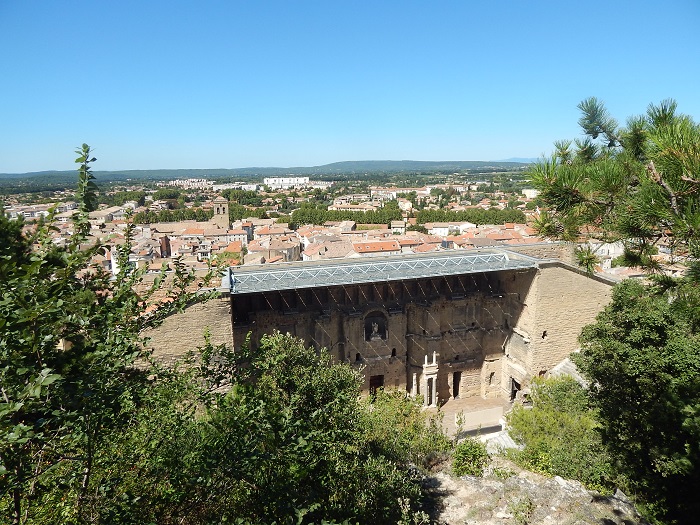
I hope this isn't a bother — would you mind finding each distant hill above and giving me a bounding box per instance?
[0,160,532,193]
[303,160,531,173]
[492,157,538,163]
[1,159,530,179]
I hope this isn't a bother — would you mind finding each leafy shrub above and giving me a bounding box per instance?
[506,376,615,492]
[452,437,489,477]
[362,389,452,470]
[491,466,515,480]
[508,495,534,525]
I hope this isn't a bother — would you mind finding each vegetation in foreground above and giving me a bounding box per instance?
[508,280,700,524]
[531,98,700,524]
[506,376,615,493]
[576,279,700,523]
[451,438,489,478]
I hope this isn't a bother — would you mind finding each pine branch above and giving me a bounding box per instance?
[647,161,680,216]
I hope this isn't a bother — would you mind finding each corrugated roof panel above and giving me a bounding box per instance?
[220,249,539,295]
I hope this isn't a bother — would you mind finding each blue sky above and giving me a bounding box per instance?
[1,0,699,172]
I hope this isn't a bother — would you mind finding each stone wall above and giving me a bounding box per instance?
[507,243,575,265]
[144,297,233,367]
[144,258,614,405]
[528,263,614,373]
[502,262,614,398]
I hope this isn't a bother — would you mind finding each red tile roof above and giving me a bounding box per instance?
[224,241,243,253]
[352,240,400,253]
[413,243,440,253]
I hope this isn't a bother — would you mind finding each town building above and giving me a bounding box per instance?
[263,176,310,189]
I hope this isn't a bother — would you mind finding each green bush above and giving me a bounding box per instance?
[508,495,535,525]
[362,390,452,470]
[506,377,615,492]
[452,437,489,477]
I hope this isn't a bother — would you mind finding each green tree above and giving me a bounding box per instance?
[574,280,700,523]
[415,208,525,226]
[99,190,146,207]
[506,377,614,492]
[406,224,428,234]
[360,389,450,470]
[0,147,208,524]
[152,188,181,201]
[533,98,700,522]
[531,97,700,277]
[72,332,445,525]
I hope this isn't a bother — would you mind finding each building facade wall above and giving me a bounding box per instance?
[501,263,614,399]
[146,260,613,405]
[229,269,555,405]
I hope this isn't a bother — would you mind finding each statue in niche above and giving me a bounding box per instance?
[365,314,387,341]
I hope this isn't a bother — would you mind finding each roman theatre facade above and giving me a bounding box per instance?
[146,248,614,406]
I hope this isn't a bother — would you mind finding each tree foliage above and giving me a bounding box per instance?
[0,148,209,524]
[532,98,700,522]
[452,438,489,477]
[99,190,146,207]
[221,188,263,207]
[75,144,99,216]
[151,188,182,201]
[290,203,525,229]
[10,331,449,524]
[415,207,525,226]
[575,279,700,523]
[506,377,614,492]
[531,97,700,277]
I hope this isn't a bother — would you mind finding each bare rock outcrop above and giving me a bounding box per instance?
[423,460,647,525]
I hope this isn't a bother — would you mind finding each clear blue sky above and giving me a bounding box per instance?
[1,0,699,172]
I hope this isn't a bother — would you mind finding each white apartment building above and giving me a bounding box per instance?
[169,179,213,190]
[263,176,310,190]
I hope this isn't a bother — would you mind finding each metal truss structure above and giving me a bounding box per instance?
[221,249,540,295]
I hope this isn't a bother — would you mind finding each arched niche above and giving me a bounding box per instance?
[364,311,388,341]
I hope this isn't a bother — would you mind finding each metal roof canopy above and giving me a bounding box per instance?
[221,249,539,295]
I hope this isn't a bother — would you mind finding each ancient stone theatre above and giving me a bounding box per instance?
[212,248,613,406]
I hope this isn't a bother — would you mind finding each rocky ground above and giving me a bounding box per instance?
[422,457,648,525]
